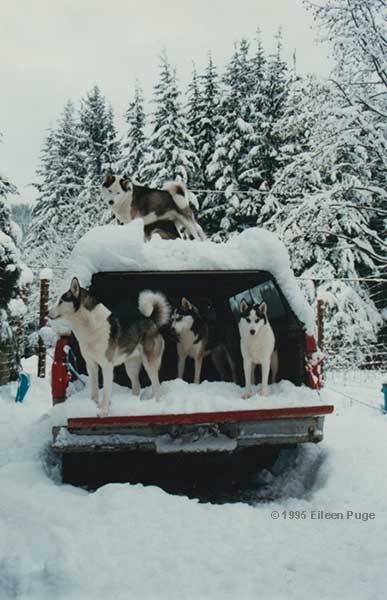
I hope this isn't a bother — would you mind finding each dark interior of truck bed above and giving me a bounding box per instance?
[66,270,305,391]
[64,270,307,390]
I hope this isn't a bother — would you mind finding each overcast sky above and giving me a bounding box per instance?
[0,0,331,205]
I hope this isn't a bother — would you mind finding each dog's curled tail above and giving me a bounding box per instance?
[138,291,170,327]
[162,181,188,210]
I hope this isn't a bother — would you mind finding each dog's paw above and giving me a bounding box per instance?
[242,391,252,400]
[260,389,269,397]
[97,405,109,418]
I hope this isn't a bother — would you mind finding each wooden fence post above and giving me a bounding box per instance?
[316,298,325,383]
[316,299,324,351]
[37,270,51,378]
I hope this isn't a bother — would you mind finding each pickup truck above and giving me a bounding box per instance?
[50,265,333,487]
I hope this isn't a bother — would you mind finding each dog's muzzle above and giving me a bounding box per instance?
[250,329,255,335]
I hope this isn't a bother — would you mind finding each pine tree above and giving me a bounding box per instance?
[259,82,383,361]
[259,30,289,189]
[203,40,254,238]
[119,81,147,179]
[237,30,268,225]
[10,202,33,240]
[140,52,200,187]
[76,86,121,233]
[304,0,387,363]
[196,53,221,189]
[307,0,387,254]
[79,86,120,179]
[0,153,30,384]
[186,64,202,148]
[27,101,84,266]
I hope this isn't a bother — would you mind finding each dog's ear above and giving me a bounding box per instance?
[259,302,267,315]
[239,299,249,314]
[181,297,192,311]
[70,277,80,299]
[102,173,115,188]
[120,178,131,192]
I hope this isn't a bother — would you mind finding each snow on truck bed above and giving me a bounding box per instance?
[65,220,315,334]
[51,379,325,425]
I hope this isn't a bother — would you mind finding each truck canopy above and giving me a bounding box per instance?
[64,221,315,335]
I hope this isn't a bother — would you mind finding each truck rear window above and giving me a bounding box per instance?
[229,280,288,321]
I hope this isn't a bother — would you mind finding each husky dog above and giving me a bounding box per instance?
[48,278,170,417]
[238,300,278,398]
[171,297,236,384]
[144,220,181,241]
[101,174,206,241]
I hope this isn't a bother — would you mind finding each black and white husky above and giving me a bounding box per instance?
[171,297,236,384]
[238,300,278,398]
[48,277,170,417]
[101,174,206,241]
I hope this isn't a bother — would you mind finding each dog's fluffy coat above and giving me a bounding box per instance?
[101,174,205,241]
[238,300,278,398]
[49,278,170,417]
[171,297,236,384]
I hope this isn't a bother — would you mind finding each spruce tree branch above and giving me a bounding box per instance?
[320,229,387,265]
[356,97,387,119]
[357,222,387,249]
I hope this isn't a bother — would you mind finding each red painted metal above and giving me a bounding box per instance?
[51,337,72,404]
[68,404,334,430]
[304,334,323,389]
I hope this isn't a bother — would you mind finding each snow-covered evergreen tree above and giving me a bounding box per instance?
[186,64,204,187]
[301,0,387,362]
[76,86,121,233]
[27,101,84,267]
[236,30,269,226]
[0,157,31,384]
[196,54,221,189]
[259,80,383,360]
[10,202,33,239]
[140,53,199,187]
[257,30,289,190]
[119,81,147,179]
[203,40,255,238]
[307,0,387,254]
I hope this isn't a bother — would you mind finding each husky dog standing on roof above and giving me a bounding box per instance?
[238,300,278,398]
[101,174,206,241]
[48,277,170,417]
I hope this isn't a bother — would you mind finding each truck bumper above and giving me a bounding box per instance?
[52,405,334,455]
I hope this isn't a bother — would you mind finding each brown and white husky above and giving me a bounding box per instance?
[48,277,170,417]
[170,297,236,384]
[238,300,278,398]
[101,174,206,241]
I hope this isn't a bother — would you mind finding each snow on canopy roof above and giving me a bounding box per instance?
[66,220,315,334]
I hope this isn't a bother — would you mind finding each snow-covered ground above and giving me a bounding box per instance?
[51,377,326,424]
[0,359,386,600]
